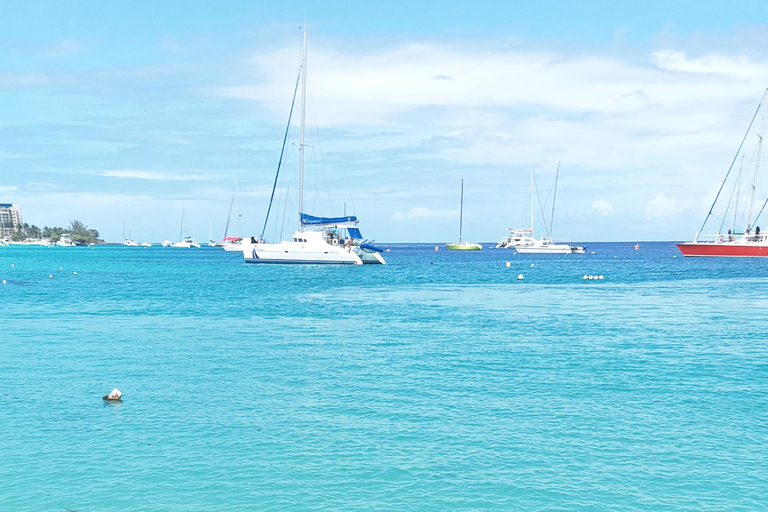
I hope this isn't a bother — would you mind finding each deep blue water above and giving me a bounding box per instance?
[1,242,766,511]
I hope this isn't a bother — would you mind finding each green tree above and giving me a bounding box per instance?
[69,219,87,236]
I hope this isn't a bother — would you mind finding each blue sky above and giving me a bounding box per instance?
[2,1,768,242]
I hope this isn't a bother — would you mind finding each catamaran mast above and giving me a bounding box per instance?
[747,99,767,231]
[298,28,307,231]
[459,179,464,243]
[179,205,185,242]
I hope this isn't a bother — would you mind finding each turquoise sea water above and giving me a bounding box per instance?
[1,242,766,511]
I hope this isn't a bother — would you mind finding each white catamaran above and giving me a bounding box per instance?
[497,158,584,254]
[242,29,385,265]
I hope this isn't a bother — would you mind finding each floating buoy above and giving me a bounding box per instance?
[59,267,63,270]
[530,263,534,268]
[103,388,123,401]
[506,261,511,268]
[49,274,53,279]
[614,256,618,258]
[588,275,594,280]
[598,275,604,280]
[10,264,14,268]
[517,274,524,280]
[583,275,588,280]
[386,249,390,252]
[2,280,6,285]
[673,255,677,258]
[73,271,78,275]
[590,251,595,254]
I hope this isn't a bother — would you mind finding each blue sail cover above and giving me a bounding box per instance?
[301,213,358,225]
[347,227,363,239]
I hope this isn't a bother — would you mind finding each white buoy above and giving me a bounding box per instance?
[49,274,54,279]
[59,267,63,270]
[598,275,604,280]
[386,249,390,252]
[11,264,14,268]
[590,251,595,254]
[73,271,78,275]
[517,274,524,280]
[2,280,6,285]
[588,275,595,280]
[614,256,618,258]
[673,255,677,258]
[103,388,123,401]
[506,261,511,268]
[530,263,534,268]
[583,275,588,280]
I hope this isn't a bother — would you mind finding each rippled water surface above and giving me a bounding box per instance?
[1,242,766,511]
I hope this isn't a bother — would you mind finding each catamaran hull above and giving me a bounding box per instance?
[221,244,243,252]
[516,246,580,254]
[677,242,768,257]
[243,243,363,265]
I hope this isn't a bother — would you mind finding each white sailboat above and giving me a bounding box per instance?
[497,159,584,254]
[221,176,244,252]
[172,206,201,248]
[242,29,385,265]
[446,179,482,250]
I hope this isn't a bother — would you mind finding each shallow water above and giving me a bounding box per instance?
[1,242,766,511]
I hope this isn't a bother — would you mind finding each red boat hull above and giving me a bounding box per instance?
[676,242,768,257]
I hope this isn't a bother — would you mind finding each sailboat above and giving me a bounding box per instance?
[242,29,385,265]
[677,88,768,257]
[221,176,244,252]
[497,158,584,254]
[172,206,201,248]
[446,180,482,250]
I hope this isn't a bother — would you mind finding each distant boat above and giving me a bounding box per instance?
[172,206,200,248]
[221,176,243,251]
[678,88,768,257]
[446,180,482,250]
[56,234,75,247]
[140,242,152,248]
[242,29,385,265]
[498,158,584,254]
[162,240,173,248]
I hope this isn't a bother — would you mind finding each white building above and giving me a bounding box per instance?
[0,203,23,235]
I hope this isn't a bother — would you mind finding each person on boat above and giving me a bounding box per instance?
[728,229,733,241]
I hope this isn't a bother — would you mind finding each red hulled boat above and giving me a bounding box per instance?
[678,88,768,257]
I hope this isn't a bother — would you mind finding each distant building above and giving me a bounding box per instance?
[0,203,23,235]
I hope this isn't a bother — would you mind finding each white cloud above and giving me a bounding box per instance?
[0,186,18,193]
[98,170,208,181]
[653,50,768,78]
[392,207,455,221]
[589,199,615,216]
[645,193,689,219]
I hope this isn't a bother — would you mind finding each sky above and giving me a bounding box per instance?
[2,0,768,242]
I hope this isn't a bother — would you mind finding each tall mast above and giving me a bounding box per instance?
[298,28,308,231]
[529,155,534,233]
[459,179,464,243]
[179,205,185,242]
[550,162,560,239]
[734,156,744,230]
[747,98,767,231]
